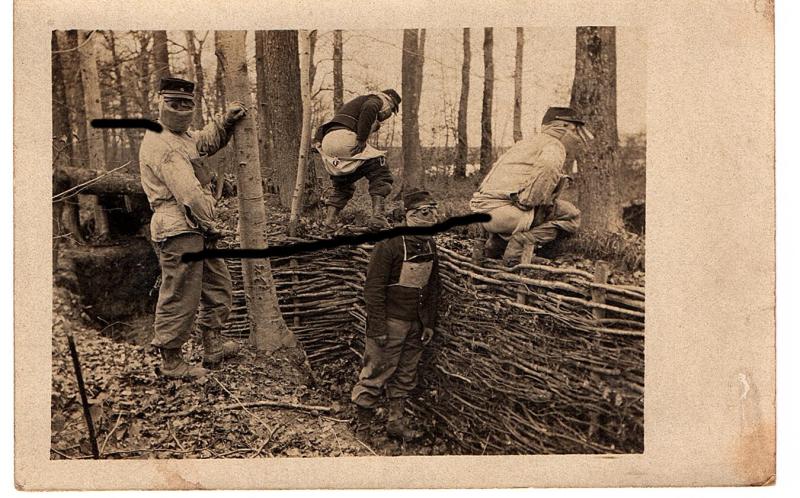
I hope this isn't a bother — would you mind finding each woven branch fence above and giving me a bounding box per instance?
[222,235,644,454]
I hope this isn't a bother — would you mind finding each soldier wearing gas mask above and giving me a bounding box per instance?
[470,107,593,265]
[351,189,441,442]
[138,77,247,378]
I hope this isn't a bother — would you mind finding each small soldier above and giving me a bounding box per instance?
[313,90,402,230]
[351,189,441,441]
[139,77,247,378]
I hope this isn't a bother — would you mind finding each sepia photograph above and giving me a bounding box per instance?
[49,26,646,460]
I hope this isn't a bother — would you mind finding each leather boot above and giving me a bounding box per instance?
[353,405,374,441]
[367,196,390,229]
[202,329,241,369]
[157,348,207,379]
[323,205,341,230]
[385,398,423,441]
[484,233,509,260]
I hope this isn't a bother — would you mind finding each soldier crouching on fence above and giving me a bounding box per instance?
[139,77,247,379]
[469,107,593,266]
[313,89,401,231]
[351,189,441,442]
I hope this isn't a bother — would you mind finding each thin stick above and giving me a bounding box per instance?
[99,412,124,456]
[167,419,187,452]
[209,375,274,433]
[52,162,132,202]
[66,333,100,459]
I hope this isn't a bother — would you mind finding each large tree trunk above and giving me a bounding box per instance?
[214,31,304,357]
[184,31,206,130]
[513,27,524,143]
[332,30,343,111]
[55,31,86,244]
[454,27,471,178]
[480,27,494,173]
[78,30,111,239]
[264,30,302,208]
[401,29,424,192]
[152,31,171,82]
[569,26,623,232]
[288,30,312,237]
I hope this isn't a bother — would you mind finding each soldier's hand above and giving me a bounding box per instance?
[224,101,247,125]
[371,334,388,347]
[510,192,534,211]
[350,140,367,156]
[422,327,434,345]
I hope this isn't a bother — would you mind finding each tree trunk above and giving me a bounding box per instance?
[135,32,153,118]
[152,31,171,81]
[480,27,494,173]
[52,32,74,252]
[454,27,471,177]
[52,32,73,170]
[184,31,206,130]
[78,30,111,239]
[401,29,423,192]
[106,31,138,170]
[254,31,271,183]
[264,30,302,208]
[56,167,144,196]
[513,27,524,143]
[214,31,304,356]
[55,31,86,244]
[288,30,312,237]
[569,27,623,232]
[332,30,343,111]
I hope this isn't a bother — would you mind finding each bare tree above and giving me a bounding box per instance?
[54,31,86,243]
[52,32,74,251]
[454,27,471,177]
[264,30,303,208]
[401,29,424,192]
[570,26,623,231]
[289,30,312,237]
[513,27,524,143]
[480,27,494,173]
[184,31,207,130]
[78,30,111,239]
[214,30,304,356]
[332,30,343,111]
[254,31,271,179]
[152,30,171,81]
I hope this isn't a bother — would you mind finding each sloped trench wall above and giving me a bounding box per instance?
[225,241,646,455]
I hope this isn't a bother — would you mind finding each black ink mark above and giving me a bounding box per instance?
[182,213,491,262]
[91,118,163,132]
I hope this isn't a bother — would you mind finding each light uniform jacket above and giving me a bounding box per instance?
[469,130,569,234]
[139,119,232,242]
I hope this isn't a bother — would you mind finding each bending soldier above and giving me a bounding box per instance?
[313,89,401,230]
[351,190,441,442]
[139,77,247,378]
[470,107,593,265]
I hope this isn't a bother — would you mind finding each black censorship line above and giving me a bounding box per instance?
[182,213,491,262]
[91,118,163,133]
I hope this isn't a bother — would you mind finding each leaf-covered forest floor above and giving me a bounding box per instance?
[52,178,644,460]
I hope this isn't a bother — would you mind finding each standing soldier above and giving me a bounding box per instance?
[470,107,593,265]
[351,189,441,442]
[313,89,401,230]
[139,77,247,378]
